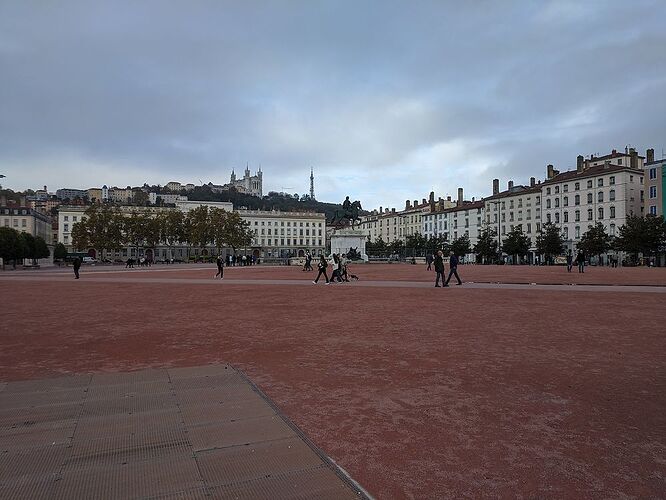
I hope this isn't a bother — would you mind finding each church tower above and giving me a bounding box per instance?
[310,168,315,200]
[230,168,236,183]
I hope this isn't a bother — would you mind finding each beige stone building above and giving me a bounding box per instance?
[1,203,52,243]
[645,148,665,217]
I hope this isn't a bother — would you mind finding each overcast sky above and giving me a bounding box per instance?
[1,1,665,209]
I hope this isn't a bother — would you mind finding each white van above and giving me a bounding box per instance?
[82,256,97,265]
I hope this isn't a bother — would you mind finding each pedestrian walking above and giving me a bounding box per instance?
[73,257,81,279]
[444,251,463,286]
[434,250,445,287]
[340,253,350,282]
[426,253,434,271]
[566,250,573,273]
[576,250,585,273]
[303,252,312,271]
[313,255,330,284]
[214,255,224,279]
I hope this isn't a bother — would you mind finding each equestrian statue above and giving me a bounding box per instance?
[329,196,363,229]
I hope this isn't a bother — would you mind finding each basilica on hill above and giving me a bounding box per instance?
[215,165,263,197]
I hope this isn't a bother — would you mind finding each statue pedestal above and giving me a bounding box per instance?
[330,228,368,262]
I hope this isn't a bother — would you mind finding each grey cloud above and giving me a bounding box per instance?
[1,0,665,210]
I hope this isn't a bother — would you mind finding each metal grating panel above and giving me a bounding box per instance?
[0,402,82,427]
[0,387,86,409]
[208,466,363,500]
[173,384,257,407]
[187,415,294,452]
[74,408,183,440]
[90,368,169,386]
[0,443,69,479]
[85,380,173,400]
[53,456,204,500]
[196,436,323,487]
[2,375,91,393]
[178,398,275,427]
[0,475,58,499]
[80,391,177,417]
[167,364,231,380]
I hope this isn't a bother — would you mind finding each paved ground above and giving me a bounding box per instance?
[1,263,665,498]
[0,364,366,499]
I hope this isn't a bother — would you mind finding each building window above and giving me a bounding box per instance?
[575,210,580,222]
[64,235,68,243]
[610,206,615,218]
[563,226,568,238]
[555,198,559,208]
[574,182,580,191]
[650,186,657,198]
[610,223,616,236]
[546,199,551,209]
[609,189,615,201]
[546,187,551,195]
[563,184,568,192]
[598,178,604,187]
[555,212,560,223]
[598,191,604,203]
[587,180,593,189]
[650,205,657,215]
[587,193,593,204]
[563,196,568,207]
[527,223,531,233]
[546,213,551,223]
[575,195,580,205]
[64,215,69,221]
[610,176,615,185]
[21,219,26,227]
[564,211,568,223]
[587,209,593,221]
[598,207,604,219]
[649,168,657,180]
[555,186,560,194]
[575,226,580,238]
[630,175,634,182]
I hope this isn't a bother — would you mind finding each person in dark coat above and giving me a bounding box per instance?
[73,257,81,279]
[426,253,434,271]
[444,251,463,286]
[214,255,224,279]
[566,250,573,273]
[576,249,585,273]
[434,250,445,287]
[313,255,329,284]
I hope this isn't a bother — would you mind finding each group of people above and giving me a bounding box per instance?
[312,253,352,284]
[228,254,256,266]
[431,250,463,287]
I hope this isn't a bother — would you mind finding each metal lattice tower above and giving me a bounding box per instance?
[310,167,315,200]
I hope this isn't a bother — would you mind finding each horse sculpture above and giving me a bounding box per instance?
[330,197,363,229]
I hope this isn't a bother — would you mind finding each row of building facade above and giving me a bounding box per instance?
[359,148,665,263]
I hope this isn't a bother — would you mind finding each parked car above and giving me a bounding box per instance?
[82,256,98,265]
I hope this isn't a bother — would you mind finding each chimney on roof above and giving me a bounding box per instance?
[508,180,514,190]
[472,196,475,202]
[429,191,435,203]
[392,208,395,213]
[405,200,411,210]
[530,176,536,187]
[492,178,500,195]
[379,206,383,213]
[413,199,418,208]
[604,160,611,169]
[457,188,463,206]
[612,149,617,155]
[647,148,655,164]
[20,195,26,207]
[547,164,555,179]
[630,148,638,169]
[576,155,584,172]
[447,195,451,202]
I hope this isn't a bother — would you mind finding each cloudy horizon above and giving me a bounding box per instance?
[1,0,665,209]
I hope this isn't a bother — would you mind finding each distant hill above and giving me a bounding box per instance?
[184,186,356,221]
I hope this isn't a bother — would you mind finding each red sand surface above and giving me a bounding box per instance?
[1,267,665,498]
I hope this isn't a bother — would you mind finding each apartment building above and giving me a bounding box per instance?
[1,202,52,243]
[542,154,644,252]
[483,178,543,263]
[645,148,665,216]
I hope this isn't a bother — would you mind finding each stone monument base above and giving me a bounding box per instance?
[330,228,368,262]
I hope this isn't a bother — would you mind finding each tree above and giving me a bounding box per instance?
[133,190,149,206]
[34,236,50,262]
[451,234,471,257]
[18,232,36,265]
[72,205,123,260]
[223,211,253,252]
[614,214,666,262]
[502,226,530,264]
[536,222,564,265]
[366,236,387,256]
[122,212,151,257]
[0,227,21,269]
[388,239,404,257]
[158,210,185,261]
[578,223,612,263]
[187,206,213,256]
[209,207,229,255]
[474,226,498,264]
[54,242,67,262]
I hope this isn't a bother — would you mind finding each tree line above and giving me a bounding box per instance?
[365,215,666,264]
[71,205,254,261]
[0,228,50,269]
